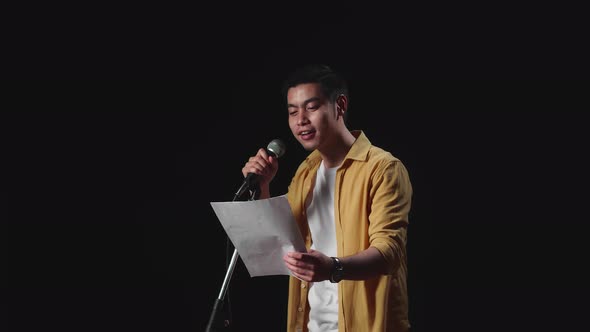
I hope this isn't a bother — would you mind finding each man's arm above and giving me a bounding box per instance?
[283,246,387,282]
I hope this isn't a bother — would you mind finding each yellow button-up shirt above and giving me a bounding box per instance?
[286,131,412,332]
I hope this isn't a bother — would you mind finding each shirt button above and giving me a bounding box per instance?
[301,283,306,289]
[296,328,302,332]
[298,307,303,312]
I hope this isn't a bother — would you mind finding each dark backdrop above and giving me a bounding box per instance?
[2,3,589,332]
[3,82,588,332]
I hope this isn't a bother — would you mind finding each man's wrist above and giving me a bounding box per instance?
[329,257,344,283]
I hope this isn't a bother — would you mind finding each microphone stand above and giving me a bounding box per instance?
[205,185,260,332]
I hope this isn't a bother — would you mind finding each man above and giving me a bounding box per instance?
[241,64,412,332]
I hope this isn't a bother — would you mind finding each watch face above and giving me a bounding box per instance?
[330,257,343,283]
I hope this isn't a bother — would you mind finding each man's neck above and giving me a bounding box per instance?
[319,130,356,168]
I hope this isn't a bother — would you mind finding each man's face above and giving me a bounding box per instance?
[287,83,339,152]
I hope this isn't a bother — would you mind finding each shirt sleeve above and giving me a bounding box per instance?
[367,159,413,275]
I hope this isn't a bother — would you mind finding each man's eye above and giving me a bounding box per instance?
[307,105,319,110]
[289,111,297,116]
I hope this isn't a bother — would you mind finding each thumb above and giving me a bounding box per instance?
[269,156,279,168]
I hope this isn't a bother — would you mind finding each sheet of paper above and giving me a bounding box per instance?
[210,194,306,277]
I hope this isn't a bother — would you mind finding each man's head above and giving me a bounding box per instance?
[283,64,351,153]
[281,64,349,109]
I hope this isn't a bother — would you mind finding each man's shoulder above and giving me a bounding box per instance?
[358,131,401,165]
[367,145,401,165]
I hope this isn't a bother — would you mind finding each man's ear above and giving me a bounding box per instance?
[336,94,348,117]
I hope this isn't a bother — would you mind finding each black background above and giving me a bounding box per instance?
[2,2,589,332]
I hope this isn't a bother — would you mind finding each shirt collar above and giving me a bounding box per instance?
[303,130,371,169]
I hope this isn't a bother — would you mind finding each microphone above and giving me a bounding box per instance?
[234,138,286,200]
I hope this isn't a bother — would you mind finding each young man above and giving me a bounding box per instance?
[241,64,413,332]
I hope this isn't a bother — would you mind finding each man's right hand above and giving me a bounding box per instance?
[241,148,279,189]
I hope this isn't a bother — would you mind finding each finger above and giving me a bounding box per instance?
[285,260,301,275]
[284,255,307,269]
[290,271,308,282]
[244,161,266,175]
[286,262,311,277]
[268,156,278,174]
[257,148,270,161]
[289,265,314,282]
[243,156,269,175]
[287,252,304,260]
[283,255,296,267]
[253,155,274,173]
[284,253,312,269]
[269,155,279,168]
[242,164,263,177]
[249,155,269,168]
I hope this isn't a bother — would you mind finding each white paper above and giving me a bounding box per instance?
[210,194,306,277]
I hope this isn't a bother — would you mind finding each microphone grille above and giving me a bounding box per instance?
[267,139,286,158]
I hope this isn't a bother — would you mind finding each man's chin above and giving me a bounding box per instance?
[301,144,316,152]
[300,141,317,151]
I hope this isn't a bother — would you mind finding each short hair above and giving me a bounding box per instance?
[281,64,349,104]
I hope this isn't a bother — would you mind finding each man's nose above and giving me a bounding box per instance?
[297,111,309,126]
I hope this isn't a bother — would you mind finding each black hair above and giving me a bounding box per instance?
[281,64,349,105]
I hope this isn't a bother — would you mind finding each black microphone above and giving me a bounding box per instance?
[234,138,286,200]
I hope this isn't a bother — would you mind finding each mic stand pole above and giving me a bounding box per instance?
[205,187,260,332]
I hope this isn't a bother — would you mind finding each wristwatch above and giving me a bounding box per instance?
[329,257,344,283]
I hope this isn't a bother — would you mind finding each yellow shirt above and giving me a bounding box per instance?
[286,131,412,332]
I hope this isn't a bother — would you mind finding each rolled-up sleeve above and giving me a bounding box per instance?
[368,160,413,275]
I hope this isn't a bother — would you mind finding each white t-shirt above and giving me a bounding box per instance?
[306,161,339,332]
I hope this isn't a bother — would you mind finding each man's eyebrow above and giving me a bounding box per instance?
[287,97,321,108]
